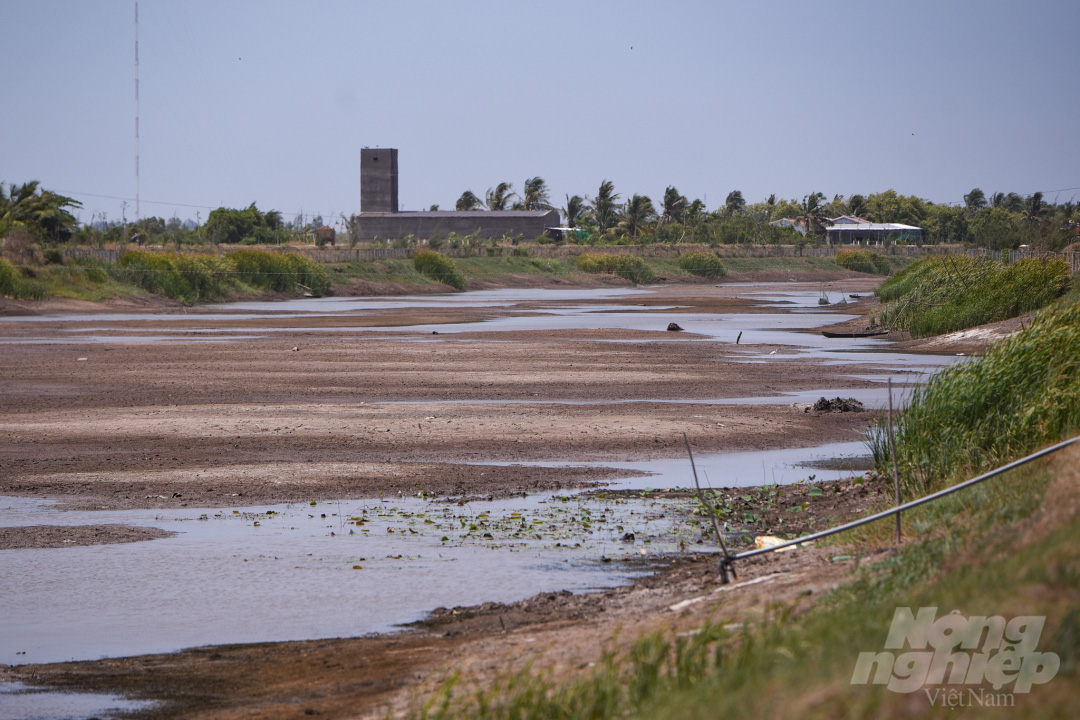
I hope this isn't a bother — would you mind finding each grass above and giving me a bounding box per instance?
[876,255,1069,337]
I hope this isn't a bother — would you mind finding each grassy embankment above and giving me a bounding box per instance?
[877,254,1071,337]
[411,263,1080,719]
[0,249,331,305]
[1,246,905,305]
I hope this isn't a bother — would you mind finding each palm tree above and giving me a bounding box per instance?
[1022,192,1046,227]
[562,194,587,228]
[661,186,689,224]
[521,177,552,211]
[619,194,655,240]
[847,194,867,219]
[456,190,483,211]
[1,180,81,243]
[963,188,987,212]
[590,180,620,233]
[485,182,515,211]
[798,192,827,236]
[724,190,746,215]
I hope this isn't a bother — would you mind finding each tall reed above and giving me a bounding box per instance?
[876,255,1068,337]
[869,301,1080,496]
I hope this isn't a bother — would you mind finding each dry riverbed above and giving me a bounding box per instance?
[1,276,955,718]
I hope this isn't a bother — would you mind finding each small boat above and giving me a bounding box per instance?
[822,329,890,339]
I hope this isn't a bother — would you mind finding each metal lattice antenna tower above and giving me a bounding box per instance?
[134,0,140,221]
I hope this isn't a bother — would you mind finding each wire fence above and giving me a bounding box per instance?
[729,435,1079,562]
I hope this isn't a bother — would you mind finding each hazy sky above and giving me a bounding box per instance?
[3,0,1078,227]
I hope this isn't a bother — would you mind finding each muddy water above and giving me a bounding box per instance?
[0,286,956,668]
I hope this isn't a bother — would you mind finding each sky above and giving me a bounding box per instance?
[3,0,1078,229]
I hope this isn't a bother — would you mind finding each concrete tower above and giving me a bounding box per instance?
[360,148,399,213]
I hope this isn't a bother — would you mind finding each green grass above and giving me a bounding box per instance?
[876,255,1069,337]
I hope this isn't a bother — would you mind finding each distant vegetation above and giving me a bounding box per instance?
[413,250,466,290]
[676,251,727,278]
[834,249,891,275]
[876,255,1070,337]
[576,253,656,284]
[116,248,330,304]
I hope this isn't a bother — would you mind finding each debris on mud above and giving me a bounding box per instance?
[809,396,865,413]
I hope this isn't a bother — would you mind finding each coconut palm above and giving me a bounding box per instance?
[619,194,655,240]
[590,180,620,233]
[1,180,81,243]
[798,192,827,236]
[1022,192,1046,227]
[521,177,552,211]
[724,190,746,215]
[661,186,689,224]
[456,190,483,211]
[562,194,587,228]
[963,188,987,212]
[485,182,515,211]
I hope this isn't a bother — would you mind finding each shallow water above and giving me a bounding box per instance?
[0,681,154,720]
[0,490,686,665]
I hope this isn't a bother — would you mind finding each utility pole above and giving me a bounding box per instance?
[134,0,140,221]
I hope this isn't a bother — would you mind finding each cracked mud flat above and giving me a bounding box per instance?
[1,277,943,718]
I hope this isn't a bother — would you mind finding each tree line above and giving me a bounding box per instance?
[451,178,1078,251]
[3,178,1077,255]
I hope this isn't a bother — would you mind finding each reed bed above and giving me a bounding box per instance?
[116,248,330,304]
[876,255,1069,337]
[870,301,1080,496]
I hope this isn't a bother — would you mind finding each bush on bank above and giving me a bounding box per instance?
[413,250,467,290]
[677,251,727,279]
[576,253,656,284]
[835,249,891,275]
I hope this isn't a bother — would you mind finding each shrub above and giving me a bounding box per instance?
[413,250,466,290]
[835,249,890,275]
[677,251,727,279]
[576,253,656,284]
[227,249,330,296]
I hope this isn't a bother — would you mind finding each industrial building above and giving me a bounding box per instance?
[355,149,559,242]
